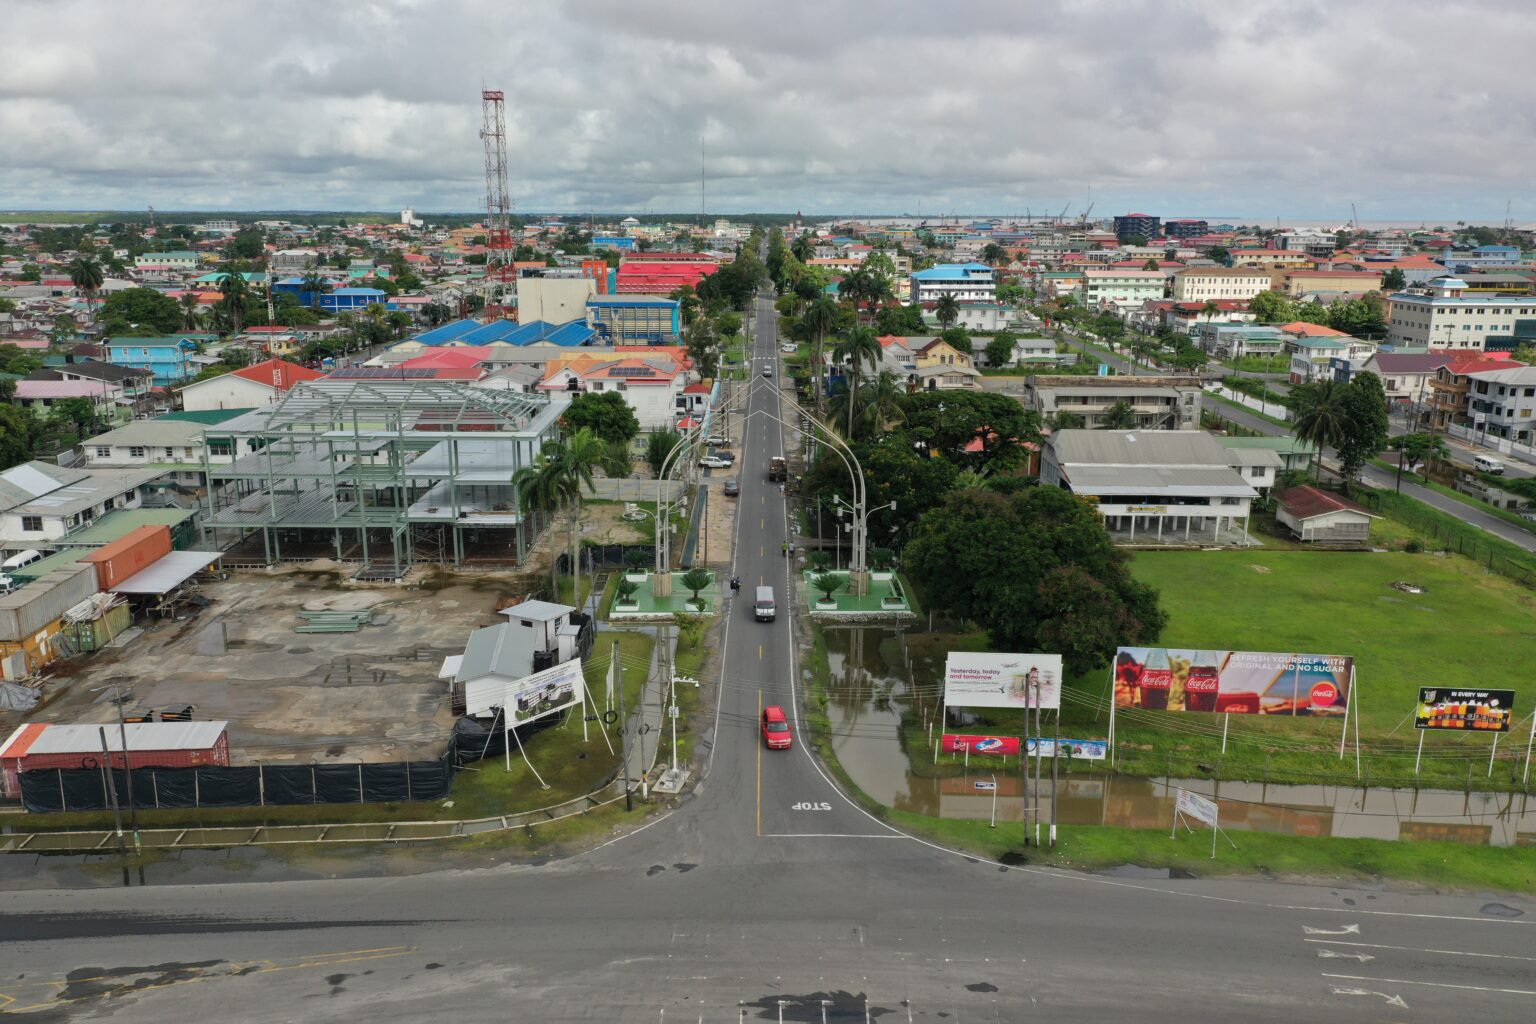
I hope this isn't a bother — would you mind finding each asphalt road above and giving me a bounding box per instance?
[1,296,1533,1022]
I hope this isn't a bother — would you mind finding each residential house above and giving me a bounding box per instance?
[178,358,325,412]
[10,379,126,426]
[877,336,982,391]
[1170,268,1273,303]
[946,302,1011,332]
[1464,365,1536,444]
[1026,375,1203,430]
[1040,430,1258,545]
[909,263,996,305]
[968,335,1061,369]
[1287,336,1377,384]
[1356,350,1456,411]
[537,352,692,429]
[1440,245,1522,273]
[1215,436,1316,475]
[1385,277,1536,353]
[77,416,243,489]
[105,336,201,386]
[1424,354,1525,430]
[1193,324,1286,359]
[0,461,161,554]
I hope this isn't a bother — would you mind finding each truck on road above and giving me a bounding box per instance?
[768,456,788,482]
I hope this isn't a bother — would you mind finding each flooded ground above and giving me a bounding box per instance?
[823,626,1536,847]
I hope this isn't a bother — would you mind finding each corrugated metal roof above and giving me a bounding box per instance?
[3,720,228,756]
[1066,465,1257,497]
[499,600,576,622]
[1051,430,1234,467]
[456,622,535,683]
[108,550,222,594]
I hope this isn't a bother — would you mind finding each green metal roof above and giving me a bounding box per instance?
[8,547,88,583]
[159,408,255,424]
[52,507,197,548]
[1215,436,1317,454]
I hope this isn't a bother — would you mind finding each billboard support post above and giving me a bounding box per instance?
[1488,730,1498,778]
[1524,711,1535,786]
[1032,675,1042,850]
[1338,665,1352,760]
[1220,713,1229,754]
[1414,728,1425,777]
[1106,664,1117,767]
[509,712,550,789]
[1353,670,1362,779]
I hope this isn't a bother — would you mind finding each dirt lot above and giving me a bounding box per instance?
[6,567,534,765]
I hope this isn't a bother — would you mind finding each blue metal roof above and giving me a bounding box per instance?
[459,320,534,344]
[910,262,993,280]
[331,287,386,296]
[413,319,483,344]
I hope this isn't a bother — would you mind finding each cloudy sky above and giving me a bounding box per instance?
[1,0,1530,221]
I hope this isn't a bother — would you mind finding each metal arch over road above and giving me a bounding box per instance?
[0,290,1533,1023]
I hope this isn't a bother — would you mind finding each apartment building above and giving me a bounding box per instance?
[1385,277,1536,352]
[1025,375,1203,430]
[1074,269,1166,311]
[1275,269,1384,297]
[1112,214,1161,241]
[909,263,996,305]
[1465,366,1536,443]
[1170,268,1273,303]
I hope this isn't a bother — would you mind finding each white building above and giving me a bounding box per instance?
[0,462,159,553]
[178,358,324,413]
[1027,375,1205,430]
[1465,365,1536,444]
[909,263,996,305]
[1041,430,1260,546]
[1287,337,1377,384]
[1170,268,1273,303]
[537,354,693,430]
[1385,277,1536,351]
[1074,269,1166,311]
[516,277,597,326]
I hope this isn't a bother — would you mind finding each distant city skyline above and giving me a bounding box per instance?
[2,1,1531,222]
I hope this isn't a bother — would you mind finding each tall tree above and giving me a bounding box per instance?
[68,256,105,325]
[1381,268,1407,291]
[1099,399,1137,430]
[1290,379,1347,481]
[934,292,960,329]
[801,295,839,418]
[562,391,641,445]
[832,326,883,437]
[1333,372,1390,488]
[217,272,251,334]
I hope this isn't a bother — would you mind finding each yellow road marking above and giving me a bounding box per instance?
[757,687,763,836]
[758,644,764,660]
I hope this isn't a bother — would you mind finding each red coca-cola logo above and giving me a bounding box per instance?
[1310,682,1339,707]
[1186,675,1218,693]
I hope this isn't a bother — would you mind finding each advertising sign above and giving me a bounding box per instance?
[1414,688,1515,732]
[465,657,585,726]
[1024,738,1108,761]
[1175,788,1219,827]
[1114,647,1352,717]
[944,652,1063,711]
[941,734,1021,756]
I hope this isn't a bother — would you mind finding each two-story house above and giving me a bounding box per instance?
[0,461,163,556]
[537,352,691,429]
[1464,365,1536,444]
[1424,355,1525,430]
[909,263,996,305]
[105,336,201,386]
[1026,375,1204,430]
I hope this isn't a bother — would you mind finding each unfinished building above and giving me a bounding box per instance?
[200,379,566,576]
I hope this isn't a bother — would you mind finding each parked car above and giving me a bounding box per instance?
[761,705,792,749]
[723,478,740,496]
[705,435,730,447]
[699,454,733,469]
[780,343,796,353]
[711,449,736,463]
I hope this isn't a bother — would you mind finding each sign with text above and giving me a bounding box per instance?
[1175,788,1219,827]
[944,652,1063,711]
[941,734,1021,756]
[1024,738,1108,761]
[465,657,586,726]
[1114,647,1352,717]
[1414,688,1515,732]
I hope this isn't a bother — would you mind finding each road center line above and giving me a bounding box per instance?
[1321,972,1536,997]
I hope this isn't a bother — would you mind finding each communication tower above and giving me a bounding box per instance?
[480,89,515,319]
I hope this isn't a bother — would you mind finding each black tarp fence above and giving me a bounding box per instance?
[18,714,574,813]
[556,544,655,574]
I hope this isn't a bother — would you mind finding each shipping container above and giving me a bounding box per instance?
[80,526,172,591]
[0,564,100,643]
[0,721,231,797]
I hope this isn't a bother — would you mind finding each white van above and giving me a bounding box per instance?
[754,586,776,622]
[1,550,44,572]
[1474,454,1506,475]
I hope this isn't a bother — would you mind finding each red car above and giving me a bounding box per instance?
[761,705,792,749]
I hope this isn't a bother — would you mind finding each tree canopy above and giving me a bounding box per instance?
[98,287,185,335]
[561,390,641,445]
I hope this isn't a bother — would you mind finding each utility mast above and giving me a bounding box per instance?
[479,88,514,319]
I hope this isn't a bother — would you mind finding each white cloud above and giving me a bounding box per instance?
[0,0,1530,219]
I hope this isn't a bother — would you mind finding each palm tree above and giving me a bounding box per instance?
[299,271,332,309]
[512,455,566,596]
[802,295,839,418]
[1292,380,1347,482]
[934,292,960,329]
[678,567,714,610]
[790,235,815,263]
[1099,399,1137,430]
[856,369,908,439]
[1200,300,1221,325]
[217,272,251,334]
[178,292,202,331]
[68,256,104,326]
[832,326,883,437]
[552,427,608,596]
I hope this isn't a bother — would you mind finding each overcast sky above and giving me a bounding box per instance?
[2,0,1531,221]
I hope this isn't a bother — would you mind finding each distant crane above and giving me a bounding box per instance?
[1078,201,1095,227]
[1056,202,1071,225]
[147,205,155,231]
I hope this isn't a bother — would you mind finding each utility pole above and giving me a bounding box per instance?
[615,638,631,811]
[113,684,141,852]
[98,727,129,877]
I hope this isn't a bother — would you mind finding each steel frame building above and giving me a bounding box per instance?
[200,380,566,576]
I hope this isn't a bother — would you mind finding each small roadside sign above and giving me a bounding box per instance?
[973,780,997,791]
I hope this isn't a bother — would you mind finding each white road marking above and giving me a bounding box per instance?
[1306,938,1536,962]
[1317,949,1374,963]
[1325,973,1536,997]
[1280,905,1532,926]
[1303,923,1360,935]
[760,833,904,839]
[1329,986,1408,1008]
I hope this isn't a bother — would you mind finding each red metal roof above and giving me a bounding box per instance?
[229,358,325,390]
[1275,485,1377,521]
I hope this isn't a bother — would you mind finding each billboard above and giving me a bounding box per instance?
[944,652,1063,711]
[1114,648,1352,716]
[941,734,1021,756]
[1024,738,1108,761]
[1415,688,1515,732]
[465,657,585,726]
[1175,788,1219,827]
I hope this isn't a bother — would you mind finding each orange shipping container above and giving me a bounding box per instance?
[81,525,172,591]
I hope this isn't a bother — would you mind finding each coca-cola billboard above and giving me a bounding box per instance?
[1114,648,1352,717]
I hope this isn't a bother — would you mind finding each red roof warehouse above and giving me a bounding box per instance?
[0,721,230,798]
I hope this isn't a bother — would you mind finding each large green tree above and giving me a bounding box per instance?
[832,326,883,437]
[98,287,184,335]
[905,486,1166,672]
[562,391,641,445]
[1332,371,1390,486]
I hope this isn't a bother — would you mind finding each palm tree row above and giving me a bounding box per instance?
[512,427,620,600]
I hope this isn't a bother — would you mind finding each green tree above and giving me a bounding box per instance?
[832,326,883,437]
[1051,411,1086,430]
[874,303,927,337]
[980,242,1009,266]
[682,318,720,378]
[1099,399,1137,430]
[934,292,961,329]
[1200,300,1222,324]
[1510,342,1536,365]
[1170,345,1208,375]
[904,486,1165,672]
[1382,268,1407,291]
[1246,290,1292,323]
[645,428,684,478]
[1333,372,1390,487]
[801,295,839,417]
[562,391,641,445]
[810,572,843,603]
[678,566,714,609]
[1206,246,1230,264]
[68,255,105,324]
[0,406,38,470]
[227,227,265,260]
[1388,432,1450,491]
[790,235,815,262]
[98,287,184,335]
[1290,379,1347,480]
[216,272,252,334]
[984,334,1017,368]
[298,271,332,308]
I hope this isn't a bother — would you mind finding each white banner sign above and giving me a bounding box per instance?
[466,657,585,726]
[1024,738,1108,761]
[944,652,1062,711]
[1175,788,1219,827]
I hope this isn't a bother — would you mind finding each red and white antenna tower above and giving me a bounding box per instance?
[480,88,514,319]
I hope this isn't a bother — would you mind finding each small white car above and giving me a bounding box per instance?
[698,454,733,469]
[762,365,774,377]
[780,343,796,353]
